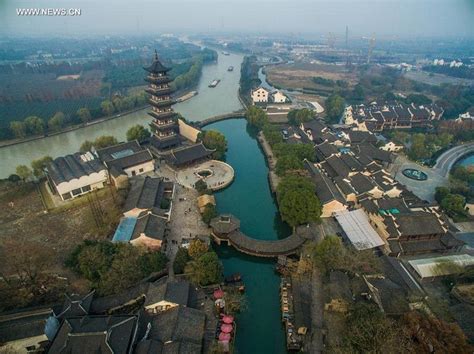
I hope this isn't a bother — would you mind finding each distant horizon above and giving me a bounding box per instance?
[1,0,473,39]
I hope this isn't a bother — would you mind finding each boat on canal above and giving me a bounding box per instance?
[209,79,221,88]
[176,90,198,102]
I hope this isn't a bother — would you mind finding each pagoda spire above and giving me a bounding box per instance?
[144,50,180,150]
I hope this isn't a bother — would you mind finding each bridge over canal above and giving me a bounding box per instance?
[194,110,246,128]
[227,231,306,257]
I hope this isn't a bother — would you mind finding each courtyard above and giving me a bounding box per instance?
[175,159,234,191]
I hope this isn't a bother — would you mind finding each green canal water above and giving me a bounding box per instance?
[206,119,291,354]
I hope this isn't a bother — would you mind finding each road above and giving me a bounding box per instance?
[433,142,474,177]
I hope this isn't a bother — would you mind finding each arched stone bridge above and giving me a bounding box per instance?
[226,231,306,257]
[194,111,246,128]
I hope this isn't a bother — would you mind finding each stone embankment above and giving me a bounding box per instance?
[257,132,280,193]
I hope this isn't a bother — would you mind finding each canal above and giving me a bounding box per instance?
[207,119,291,354]
[0,51,244,178]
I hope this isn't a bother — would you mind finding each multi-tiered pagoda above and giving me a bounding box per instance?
[143,50,214,167]
[145,50,181,150]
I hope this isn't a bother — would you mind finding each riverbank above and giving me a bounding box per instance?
[257,131,280,193]
[0,105,150,149]
[0,52,245,179]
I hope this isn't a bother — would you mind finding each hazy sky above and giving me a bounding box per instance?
[1,0,473,38]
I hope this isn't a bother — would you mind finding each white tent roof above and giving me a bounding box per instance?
[335,209,385,250]
[408,254,474,279]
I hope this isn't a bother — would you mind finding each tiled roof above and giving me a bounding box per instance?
[145,279,192,307]
[124,176,172,213]
[132,212,168,241]
[168,143,214,166]
[48,315,138,354]
[305,161,345,204]
[47,152,106,185]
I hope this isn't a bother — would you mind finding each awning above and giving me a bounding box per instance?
[219,332,231,341]
[221,324,233,333]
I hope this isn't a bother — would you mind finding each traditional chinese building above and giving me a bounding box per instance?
[144,51,214,166]
[145,50,181,150]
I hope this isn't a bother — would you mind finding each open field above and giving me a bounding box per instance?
[0,181,123,277]
[266,62,358,91]
[404,70,474,87]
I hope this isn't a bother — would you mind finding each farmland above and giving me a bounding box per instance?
[266,62,358,93]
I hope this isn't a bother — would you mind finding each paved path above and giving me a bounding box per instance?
[390,155,448,202]
[175,160,234,191]
[310,268,324,354]
[433,142,474,177]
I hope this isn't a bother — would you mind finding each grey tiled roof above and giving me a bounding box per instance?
[47,152,106,185]
[124,176,172,213]
[145,279,191,307]
[136,306,205,353]
[210,214,240,234]
[48,315,138,354]
[396,212,445,236]
[168,143,213,166]
[349,173,377,195]
[132,212,168,241]
[97,141,153,172]
[305,161,345,204]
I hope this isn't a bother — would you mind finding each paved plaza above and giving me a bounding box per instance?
[389,155,448,202]
[175,160,234,191]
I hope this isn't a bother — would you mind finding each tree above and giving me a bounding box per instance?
[401,311,472,353]
[8,174,21,183]
[173,248,191,274]
[245,106,268,129]
[101,100,115,116]
[199,130,227,160]
[126,125,151,142]
[10,121,26,138]
[24,116,44,136]
[195,179,208,194]
[277,175,321,227]
[275,155,304,176]
[343,303,400,353]
[185,251,223,286]
[94,135,118,149]
[188,239,209,259]
[80,140,94,152]
[202,203,217,225]
[273,143,315,162]
[16,165,33,181]
[66,240,168,296]
[0,239,54,290]
[48,112,65,132]
[77,107,92,124]
[31,156,53,178]
[325,94,345,123]
[312,235,345,274]
[80,135,118,152]
[350,84,365,102]
[263,124,283,147]
[405,93,432,105]
[435,186,450,204]
[440,193,466,218]
[287,108,314,126]
[408,133,430,161]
